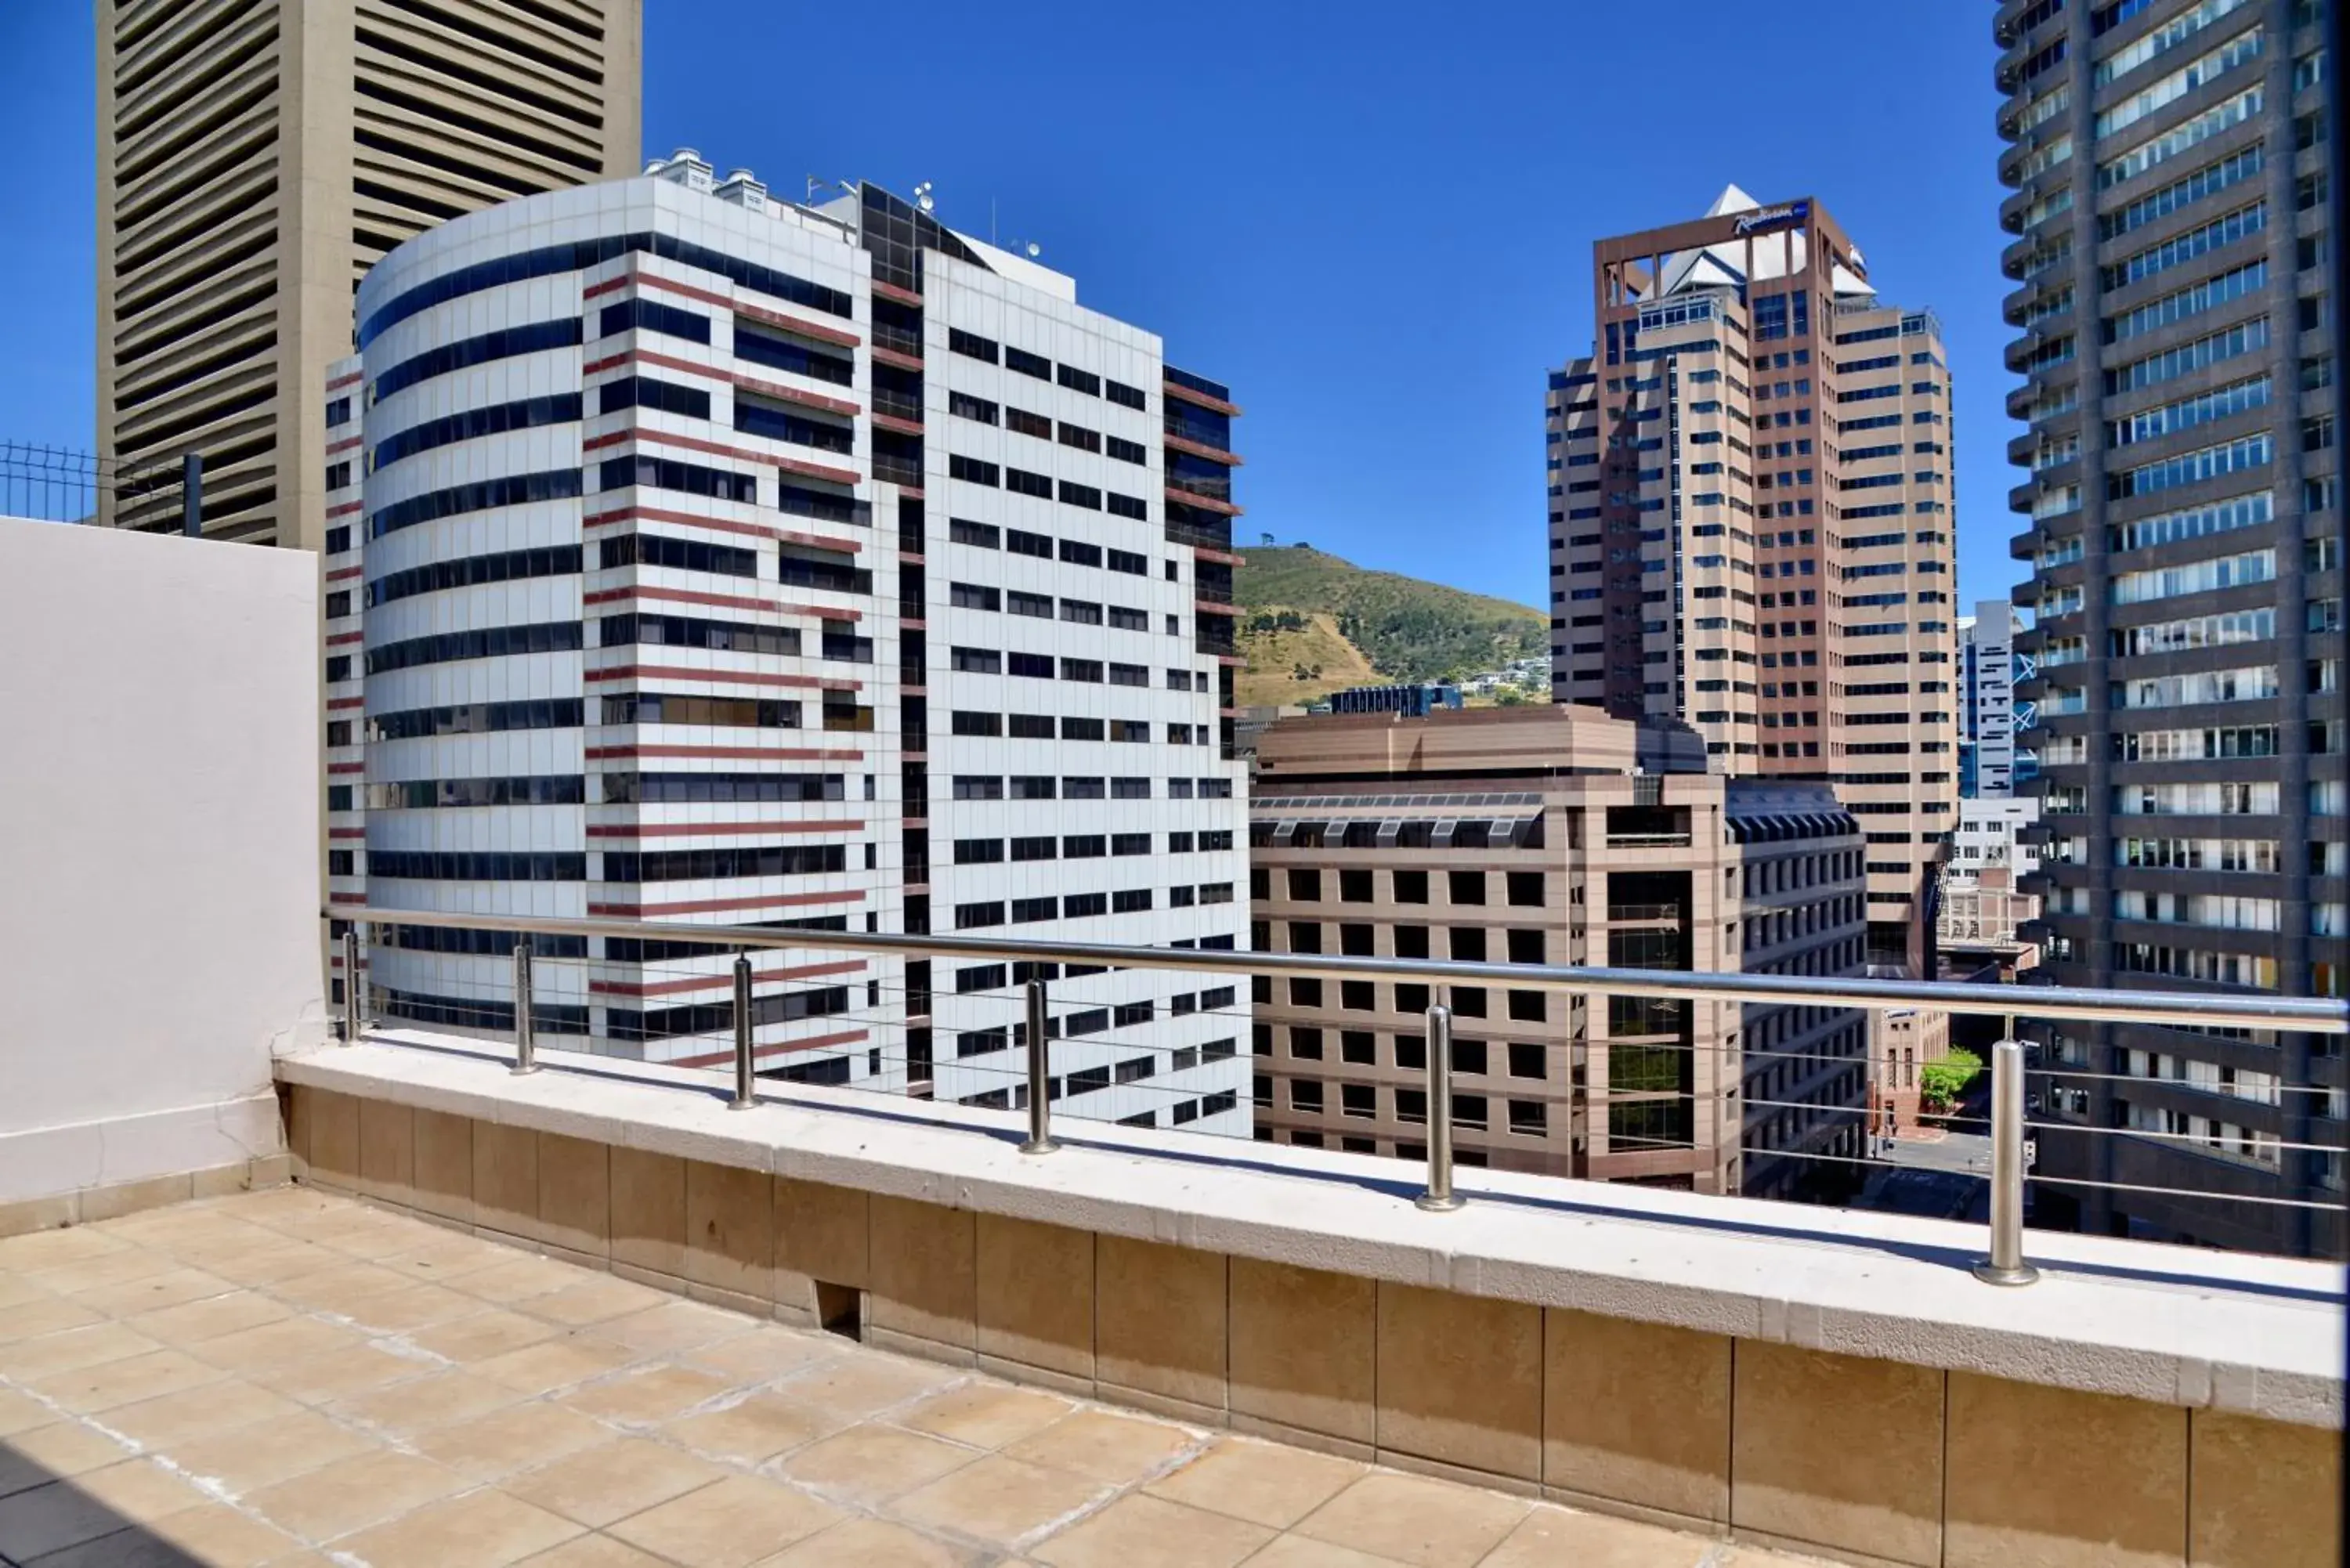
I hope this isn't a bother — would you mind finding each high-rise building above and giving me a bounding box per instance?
[1958,600,2030,798]
[1997,0,2340,1254]
[325,156,1251,1133]
[1545,188,1960,976]
[1247,704,1870,1200]
[1940,797,2044,948]
[97,0,642,547]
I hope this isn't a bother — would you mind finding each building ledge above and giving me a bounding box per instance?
[279,1035,2344,1429]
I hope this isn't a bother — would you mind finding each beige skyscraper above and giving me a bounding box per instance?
[1546,188,1960,975]
[96,0,642,547]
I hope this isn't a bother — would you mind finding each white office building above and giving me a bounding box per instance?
[1958,600,2026,799]
[326,153,1250,1135]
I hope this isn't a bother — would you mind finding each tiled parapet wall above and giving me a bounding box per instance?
[277,1037,2342,1568]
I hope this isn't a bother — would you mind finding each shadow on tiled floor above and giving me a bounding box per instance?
[0,1186,1813,1566]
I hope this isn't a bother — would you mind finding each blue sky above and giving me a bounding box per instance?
[0,0,2019,611]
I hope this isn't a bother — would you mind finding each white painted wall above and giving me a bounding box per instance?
[0,517,324,1202]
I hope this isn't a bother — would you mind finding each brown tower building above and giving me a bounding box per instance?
[1546,188,1959,972]
[96,0,642,547]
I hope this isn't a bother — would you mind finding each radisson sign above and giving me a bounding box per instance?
[1733,201,1810,236]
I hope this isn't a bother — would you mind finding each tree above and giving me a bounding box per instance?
[1918,1048,1983,1115]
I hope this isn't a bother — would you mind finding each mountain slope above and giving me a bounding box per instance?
[1234,545,1546,699]
[1233,610,1383,706]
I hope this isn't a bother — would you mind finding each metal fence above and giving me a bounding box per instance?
[324,905,2350,1284]
[0,441,200,532]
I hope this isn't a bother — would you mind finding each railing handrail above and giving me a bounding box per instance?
[324,904,2350,1034]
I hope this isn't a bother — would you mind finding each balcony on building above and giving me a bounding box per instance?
[0,515,2343,1568]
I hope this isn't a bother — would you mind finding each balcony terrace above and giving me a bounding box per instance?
[2,1183,1772,1568]
[2,517,2345,1568]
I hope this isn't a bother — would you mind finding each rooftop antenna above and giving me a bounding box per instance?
[912,180,935,212]
[1009,238,1043,259]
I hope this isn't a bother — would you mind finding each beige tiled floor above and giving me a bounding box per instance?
[0,1188,1818,1566]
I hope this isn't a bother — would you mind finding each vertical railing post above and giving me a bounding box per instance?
[1021,978,1058,1154]
[341,927,363,1042]
[511,942,538,1075]
[180,452,202,537]
[728,954,757,1109]
[1416,1003,1462,1212]
[1972,1038,2038,1285]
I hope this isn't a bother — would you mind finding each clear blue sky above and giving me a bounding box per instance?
[0,0,2020,612]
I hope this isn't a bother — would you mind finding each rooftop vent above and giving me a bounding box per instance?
[645,147,715,193]
[715,168,768,213]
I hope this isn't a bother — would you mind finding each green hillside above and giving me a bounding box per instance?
[1235,545,1546,688]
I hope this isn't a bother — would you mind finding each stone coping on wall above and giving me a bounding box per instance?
[277,1032,2345,1430]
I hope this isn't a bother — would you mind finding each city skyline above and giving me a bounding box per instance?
[0,5,2339,1563]
[3,0,2013,608]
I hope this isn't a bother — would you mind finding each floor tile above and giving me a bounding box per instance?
[409,1307,565,1364]
[0,1319,151,1375]
[757,1516,971,1566]
[0,1274,49,1310]
[242,1447,471,1541]
[268,1260,416,1314]
[378,1230,526,1284]
[122,1500,303,1566]
[894,1454,1111,1552]
[774,1352,960,1422]
[336,1485,587,1568]
[662,1393,839,1467]
[411,1399,617,1481]
[519,1533,680,1566]
[0,1386,51,1439]
[0,1189,1617,1568]
[331,1367,522,1436]
[27,1346,227,1414]
[774,1423,979,1505]
[682,1327,842,1385]
[60,1457,210,1526]
[1003,1408,1198,1487]
[521,1276,676,1328]
[67,1266,238,1319]
[1292,1473,1529,1568]
[163,1407,380,1495]
[505,1437,728,1528]
[1033,1493,1274,1568]
[26,1248,181,1296]
[127,1288,294,1346]
[1238,1536,1416,1567]
[102,1375,305,1449]
[248,1341,435,1404]
[334,1280,481,1334]
[190,1315,364,1375]
[605,1473,841,1568]
[0,1228,128,1268]
[590,1300,760,1357]
[1145,1436,1366,1530]
[896,1382,1073,1450]
[204,1241,345,1288]
[454,1254,591,1306]
[474,1335,643,1396]
[559,1364,733,1425]
[0,1421,137,1497]
[1478,1505,1716,1567]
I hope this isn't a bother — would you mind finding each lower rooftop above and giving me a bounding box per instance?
[0,1184,1804,1568]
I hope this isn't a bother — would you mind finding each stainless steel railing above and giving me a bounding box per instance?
[326,904,2350,1284]
[328,905,2345,1032]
